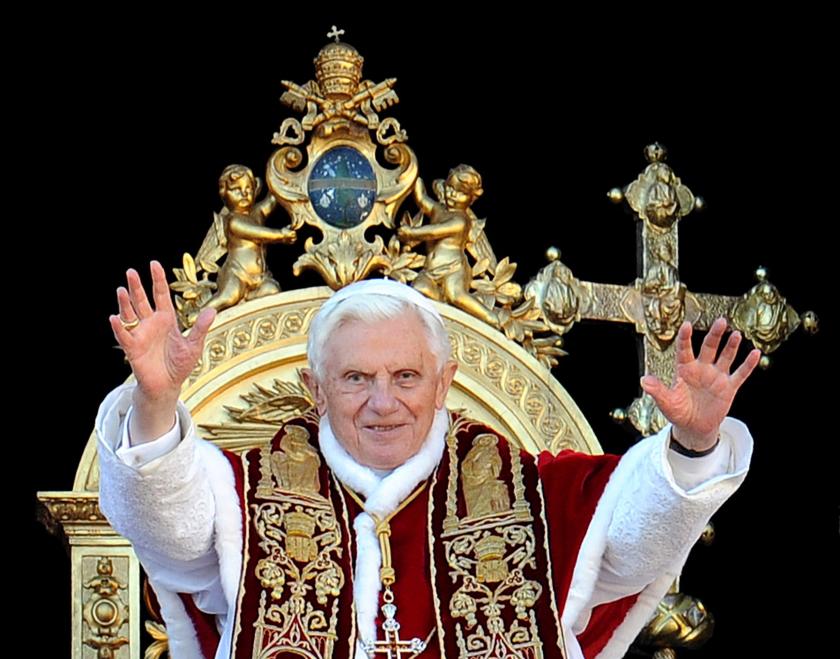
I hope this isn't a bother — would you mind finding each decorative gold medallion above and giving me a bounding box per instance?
[82,557,130,657]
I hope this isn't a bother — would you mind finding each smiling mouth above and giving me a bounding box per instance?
[364,424,406,433]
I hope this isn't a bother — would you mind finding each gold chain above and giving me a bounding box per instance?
[344,480,435,657]
[343,480,429,588]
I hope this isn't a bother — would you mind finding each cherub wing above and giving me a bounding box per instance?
[195,210,228,273]
[466,211,498,274]
[432,178,446,204]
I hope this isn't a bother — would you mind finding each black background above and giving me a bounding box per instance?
[25,13,836,658]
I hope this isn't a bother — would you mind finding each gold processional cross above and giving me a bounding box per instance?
[550,143,816,436]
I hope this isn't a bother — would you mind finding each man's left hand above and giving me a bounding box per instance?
[640,317,761,452]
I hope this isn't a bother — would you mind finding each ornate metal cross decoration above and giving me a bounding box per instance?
[529,143,817,435]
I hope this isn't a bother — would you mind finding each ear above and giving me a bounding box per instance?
[434,360,459,409]
[301,368,328,416]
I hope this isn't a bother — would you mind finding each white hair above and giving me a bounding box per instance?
[307,288,451,381]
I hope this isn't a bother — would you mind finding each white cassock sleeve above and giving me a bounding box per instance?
[562,417,753,659]
[95,384,240,657]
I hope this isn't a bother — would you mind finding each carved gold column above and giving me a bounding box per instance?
[38,493,141,659]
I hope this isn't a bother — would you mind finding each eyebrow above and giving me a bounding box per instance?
[339,367,422,377]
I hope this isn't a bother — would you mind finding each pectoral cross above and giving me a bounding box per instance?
[363,601,426,658]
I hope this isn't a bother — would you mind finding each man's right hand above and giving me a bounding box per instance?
[109,261,216,445]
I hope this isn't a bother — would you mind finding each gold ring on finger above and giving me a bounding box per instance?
[119,317,141,331]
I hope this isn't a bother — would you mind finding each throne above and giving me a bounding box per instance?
[37,33,814,659]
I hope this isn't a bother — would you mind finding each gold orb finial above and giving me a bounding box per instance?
[755,266,768,281]
[607,187,624,204]
[610,408,627,423]
[545,246,560,262]
[802,311,820,334]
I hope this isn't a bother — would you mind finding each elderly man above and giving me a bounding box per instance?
[97,262,759,659]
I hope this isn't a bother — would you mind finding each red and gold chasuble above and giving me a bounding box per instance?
[185,414,628,658]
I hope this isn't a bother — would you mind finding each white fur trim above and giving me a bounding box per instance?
[562,431,652,632]
[564,419,752,659]
[151,580,205,659]
[596,573,676,659]
[198,440,244,609]
[319,408,450,657]
[198,439,243,659]
[352,513,383,657]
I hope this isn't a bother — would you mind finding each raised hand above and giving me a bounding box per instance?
[640,317,761,451]
[109,261,216,443]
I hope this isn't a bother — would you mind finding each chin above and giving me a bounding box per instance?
[359,441,419,471]
[367,457,403,470]
[360,448,411,471]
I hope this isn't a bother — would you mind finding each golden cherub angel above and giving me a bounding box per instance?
[174,165,297,325]
[397,164,502,327]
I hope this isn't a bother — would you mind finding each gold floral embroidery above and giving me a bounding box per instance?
[444,429,547,658]
[445,525,544,657]
[249,425,344,658]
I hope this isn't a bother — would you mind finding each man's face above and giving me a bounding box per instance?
[303,312,457,470]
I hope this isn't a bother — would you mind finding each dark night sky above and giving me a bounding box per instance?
[23,13,836,658]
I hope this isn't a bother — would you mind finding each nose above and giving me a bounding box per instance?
[367,376,400,416]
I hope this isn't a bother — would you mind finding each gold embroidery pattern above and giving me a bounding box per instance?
[535,479,567,655]
[462,434,511,520]
[428,459,449,657]
[446,525,544,658]
[270,425,322,494]
[444,431,546,658]
[250,425,345,659]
